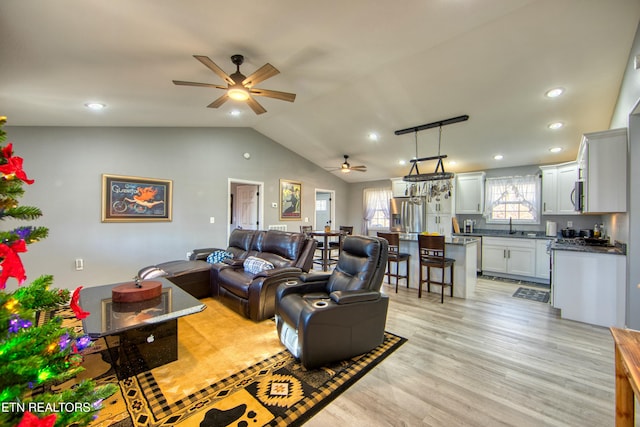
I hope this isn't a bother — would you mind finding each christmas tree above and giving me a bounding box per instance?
[0,117,117,427]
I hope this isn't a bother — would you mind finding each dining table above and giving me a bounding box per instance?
[309,230,346,271]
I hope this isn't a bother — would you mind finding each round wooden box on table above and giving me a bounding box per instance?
[112,280,162,303]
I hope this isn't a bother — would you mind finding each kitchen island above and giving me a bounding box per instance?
[397,234,478,299]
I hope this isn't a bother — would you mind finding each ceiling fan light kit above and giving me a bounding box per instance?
[395,115,469,183]
[173,54,296,114]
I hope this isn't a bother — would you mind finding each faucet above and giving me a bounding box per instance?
[509,217,516,234]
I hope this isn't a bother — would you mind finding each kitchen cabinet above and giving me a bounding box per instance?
[534,239,552,281]
[426,182,453,214]
[455,172,485,214]
[552,249,625,327]
[540,162,578,215]
[391,178,408,198]
[427,213,452,238]
[577,128,627,213]
[482,237,535,277]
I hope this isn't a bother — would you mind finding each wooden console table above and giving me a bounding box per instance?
[610,327,640,426]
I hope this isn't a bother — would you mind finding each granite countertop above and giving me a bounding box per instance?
[399,233,479,246]
[453,229,551,240]
[551,241,627,256]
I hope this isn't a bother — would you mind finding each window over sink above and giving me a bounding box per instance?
[484,175,540,224]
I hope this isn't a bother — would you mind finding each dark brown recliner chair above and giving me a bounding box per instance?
[275,235,389,369]
[212,229,317,321]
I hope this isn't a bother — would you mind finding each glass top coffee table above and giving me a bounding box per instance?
[80,277,206,378]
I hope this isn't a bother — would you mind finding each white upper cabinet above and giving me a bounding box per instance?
[455,172,485,214]
[391,178,408,198]
[578,128,627,213]
[540,162,578,215]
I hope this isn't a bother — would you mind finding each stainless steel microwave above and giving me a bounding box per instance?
[573,180,584,212]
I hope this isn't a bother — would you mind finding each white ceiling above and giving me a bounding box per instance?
[1,0,639,182]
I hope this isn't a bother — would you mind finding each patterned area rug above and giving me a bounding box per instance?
[55,299,405,427]
[118,332,405,426]
[512,287,550,303]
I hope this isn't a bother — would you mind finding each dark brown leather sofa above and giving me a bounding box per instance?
[138,229,316,321]
[211,229,316,321]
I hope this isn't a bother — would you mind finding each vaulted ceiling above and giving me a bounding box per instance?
[1,0,639,182]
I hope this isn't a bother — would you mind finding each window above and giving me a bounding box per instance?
[484,175,540,224]
[363,187,392,233]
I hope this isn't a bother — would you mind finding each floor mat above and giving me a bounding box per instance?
[512,287,550,303]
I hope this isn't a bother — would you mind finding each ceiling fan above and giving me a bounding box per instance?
[327,155,367,174]
[173,54,296,115]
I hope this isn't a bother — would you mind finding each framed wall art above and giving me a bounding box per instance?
[279,179,302,220]
[102,174,173,222]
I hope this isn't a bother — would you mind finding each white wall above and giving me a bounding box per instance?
[4,126,348,290]
[609,20,640,329]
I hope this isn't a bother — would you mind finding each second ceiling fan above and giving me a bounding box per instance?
[173,54,296,115]
[329,155,367,173]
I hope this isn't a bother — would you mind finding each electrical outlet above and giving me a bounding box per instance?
[75,258,84,271]
[567,221,573,228]
[271,202,278,208]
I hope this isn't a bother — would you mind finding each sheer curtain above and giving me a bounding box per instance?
[483,175,540,223]
[362,187,392,235]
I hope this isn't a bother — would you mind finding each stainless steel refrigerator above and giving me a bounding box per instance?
[389,197,426,233]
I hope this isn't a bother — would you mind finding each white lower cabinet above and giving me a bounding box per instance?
[552,250,625,327]
[482,237,536,277]
[427,214,452,238]
[535,239,552,280]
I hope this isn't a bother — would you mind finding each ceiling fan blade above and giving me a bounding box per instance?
[351,168,367,172]
[242,63,279,87]
[207,94,229,109]
[194,55,235,85]
[249,88,296,102]
[246,96,267,115]
[173,80,227,89]
[350,166,367,171]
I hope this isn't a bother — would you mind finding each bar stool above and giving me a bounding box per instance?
[418,234,455,303]
[377,232,410,292]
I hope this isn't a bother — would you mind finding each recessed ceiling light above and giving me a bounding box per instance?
[84,102,106,110]
[549,147,562,153]
[545,87,564,98]
[398,160,406,166]
[448,160,457,166]
[548,121,564,130]
[229,110,241,116]
[494,154,504,160]
[368,132,379,141]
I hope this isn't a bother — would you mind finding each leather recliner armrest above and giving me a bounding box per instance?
[223,258,244,267]
[330,290,381,304]
[299,272,332,282]
[189,247,221,260]
[254,266,302,279]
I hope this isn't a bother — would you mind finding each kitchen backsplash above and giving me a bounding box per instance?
[456,214,604,236]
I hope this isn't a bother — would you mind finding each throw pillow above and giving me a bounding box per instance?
[206,250,233,264]
[243,256,274,275]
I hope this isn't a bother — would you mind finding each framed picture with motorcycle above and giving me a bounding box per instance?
[101,174,173,222]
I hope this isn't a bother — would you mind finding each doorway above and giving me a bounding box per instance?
[228,179,264,241]
[315,189,335,229]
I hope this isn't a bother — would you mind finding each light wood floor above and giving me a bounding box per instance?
[305,277,621,427]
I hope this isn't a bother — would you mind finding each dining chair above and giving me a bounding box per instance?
[329,225,354,260]
[377,232,410,292]
[418,234,455,303]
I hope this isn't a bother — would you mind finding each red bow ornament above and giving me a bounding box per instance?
[16,411,56,427]
[0,143,34,184]
[70,286,90,320]
[0,239,27,289]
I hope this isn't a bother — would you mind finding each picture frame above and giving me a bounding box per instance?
[102,174,173,222]
[279,179,302,220]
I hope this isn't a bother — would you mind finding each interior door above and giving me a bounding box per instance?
[237,185,258,230]
[315,190,333,229]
